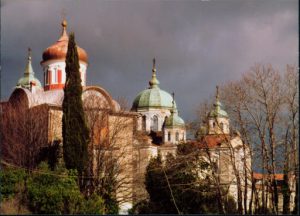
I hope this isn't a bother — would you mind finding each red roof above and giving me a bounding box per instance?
[42,20,88,64]
[253,172,284,181]
[191,135,231,148]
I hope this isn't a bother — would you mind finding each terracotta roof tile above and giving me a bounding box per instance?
[193,135,231,148]
[253,172,284,181]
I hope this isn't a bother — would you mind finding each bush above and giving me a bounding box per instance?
[0,167,27,201]
[27,162,83,214]
[26,162,108,214]
[79,193,106,214]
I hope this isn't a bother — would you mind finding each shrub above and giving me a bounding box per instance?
[27,162,83,214]
[0,167,27,201]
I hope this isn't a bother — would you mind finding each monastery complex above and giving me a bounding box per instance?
[0,19,296,213]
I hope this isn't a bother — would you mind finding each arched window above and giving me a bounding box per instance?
[213,122,216,128]
[142,116,146,131]
[168,132,171,141]
[220,122,224,131]
[151,115,158,131]
[176,132,179,141]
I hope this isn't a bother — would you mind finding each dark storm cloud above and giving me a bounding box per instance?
[1,0,298,121]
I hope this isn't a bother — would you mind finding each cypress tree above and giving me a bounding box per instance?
[62,33,89,175]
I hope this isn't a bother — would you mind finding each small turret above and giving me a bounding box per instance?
[207,86,230,135]
[16,48,42,91]
[163,92,186,144]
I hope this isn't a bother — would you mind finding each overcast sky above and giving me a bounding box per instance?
[1,0,298,122]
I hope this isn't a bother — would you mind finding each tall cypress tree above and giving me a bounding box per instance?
[62,33,89,175]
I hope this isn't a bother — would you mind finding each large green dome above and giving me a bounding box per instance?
[132,87,177,110]
[132,58,176,110]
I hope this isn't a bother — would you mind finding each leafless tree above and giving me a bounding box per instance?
[82,93,138,210]
[281,65,298,213]
[195,63,297,214]
[0,94,48,170]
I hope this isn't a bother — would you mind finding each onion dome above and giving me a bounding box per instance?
[132,58,176,110]
[41,19,88,63]
[16,48,42,89]
[208,86,228,118]
[164,93,185,128]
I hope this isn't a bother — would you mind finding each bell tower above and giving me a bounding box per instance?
[207,86,230,135]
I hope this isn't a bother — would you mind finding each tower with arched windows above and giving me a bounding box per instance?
[163,93,185,144]
[41,19,88,91]
[207,86,230,135]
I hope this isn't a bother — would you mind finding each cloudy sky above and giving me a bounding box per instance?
[1,0,298,122]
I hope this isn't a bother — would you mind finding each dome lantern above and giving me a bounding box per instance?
[207,86,230,135]
[132,59,176,110]
[208,86,228,118]
[149,58,160,88]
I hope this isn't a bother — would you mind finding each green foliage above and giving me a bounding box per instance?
[27,162,83,214]
[95,174,119,214]
[62,32,90,174]
[79,193,106,214]
[92,158,119,214]
[0,167,27,201]
[140,143,231,214]
[102,193,119,214]
[1,163,109,214]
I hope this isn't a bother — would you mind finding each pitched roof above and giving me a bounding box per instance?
[195,134,231,148]
[253,172,284,181]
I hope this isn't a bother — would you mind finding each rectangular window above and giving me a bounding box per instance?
[44,71,47,85]
[58,69,62,83]
[53,69,57,83]
[48,70,52,84]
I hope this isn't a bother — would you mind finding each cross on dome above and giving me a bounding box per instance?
[25,47,34,75]
[149,57,160,88]
[59,18,68,42]
[216,85,219,101]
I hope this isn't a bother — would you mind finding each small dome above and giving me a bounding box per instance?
[132,87,177,110]
[17,48,42,89]
[163,92,184,128]
[208,102,228,118]
[208,86,228,118]
[17,76,42,89]
[42,20,88,63]
[164,112,185,128]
